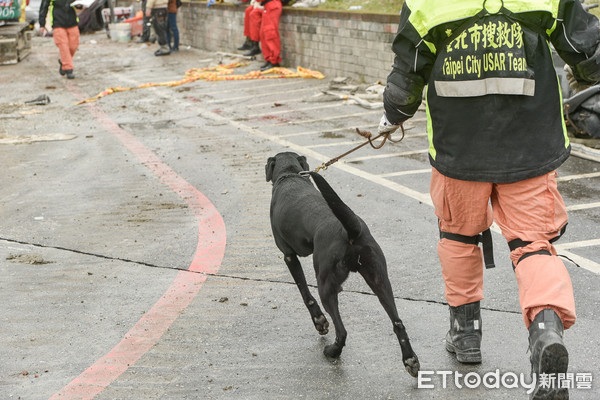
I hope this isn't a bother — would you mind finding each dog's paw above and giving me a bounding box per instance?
[313,315,329,335]
[403,356,420,377]
[323,343,343,359]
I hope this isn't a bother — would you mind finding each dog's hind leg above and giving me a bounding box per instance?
[317,278,348,359]
[284,254,329,335]
[357,266,420,377]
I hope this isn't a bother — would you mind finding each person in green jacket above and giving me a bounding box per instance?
[379,1,600,398]
[39,0,80,79]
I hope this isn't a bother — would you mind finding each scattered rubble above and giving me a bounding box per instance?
[306,76,385,109]
[0,133,77,145]
[6,254,53,265]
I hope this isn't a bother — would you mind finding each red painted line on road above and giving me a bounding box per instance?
[49,86,226,399]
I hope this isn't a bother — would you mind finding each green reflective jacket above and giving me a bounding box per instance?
[384,0,600,183]
[39,0,78,29]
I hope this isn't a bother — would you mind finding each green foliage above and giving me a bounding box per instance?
[316,0,404,14]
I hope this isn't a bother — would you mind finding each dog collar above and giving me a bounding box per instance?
[273,172,309,186]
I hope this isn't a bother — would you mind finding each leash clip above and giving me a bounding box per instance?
[314,163,328,173]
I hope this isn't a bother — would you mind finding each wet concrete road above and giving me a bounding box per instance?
[1,33,599,399]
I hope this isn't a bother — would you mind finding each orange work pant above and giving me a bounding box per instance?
[53,26,80,71]
[260,0,282,64]
[430,168,576,329]
[244,6,262,42]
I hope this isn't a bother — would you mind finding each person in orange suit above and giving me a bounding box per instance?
[39,0,80,79]
[237,0,282,71]
[256,0,282,71]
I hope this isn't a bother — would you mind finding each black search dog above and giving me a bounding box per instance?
[265,152,420,377]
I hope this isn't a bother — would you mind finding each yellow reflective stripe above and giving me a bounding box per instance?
[425,85,436,160]
[423,39,436,55]
[546,40,570,148]
[406,0,559,38]
[434,78,536,97]
[547,19,558,36]
[503,0,558,14]
[407,1,482,38]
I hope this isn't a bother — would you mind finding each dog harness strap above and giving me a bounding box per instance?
[440,228,495,269]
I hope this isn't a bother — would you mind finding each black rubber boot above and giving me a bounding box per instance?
[445,301,482,363]
[154,46,171,56]
[528,309,569,400]
[237,37,252,51]
[243,41,261,57]
[260,61,280,71]
[65,69,75,79]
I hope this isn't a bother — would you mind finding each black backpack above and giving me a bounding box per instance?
[564,86,600,139]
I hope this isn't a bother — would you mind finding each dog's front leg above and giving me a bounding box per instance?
[284,254,329,335]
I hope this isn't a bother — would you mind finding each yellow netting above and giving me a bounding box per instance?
[76,62,325,105]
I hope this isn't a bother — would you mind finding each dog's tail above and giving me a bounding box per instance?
[307,171,362,240]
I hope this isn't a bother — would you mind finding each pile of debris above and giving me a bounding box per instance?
[306,77,385,109]
[0,22,31,64]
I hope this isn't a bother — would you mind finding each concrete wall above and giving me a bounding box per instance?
[176,2,401,83]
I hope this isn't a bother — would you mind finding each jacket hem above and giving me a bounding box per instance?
[429,146,571,183]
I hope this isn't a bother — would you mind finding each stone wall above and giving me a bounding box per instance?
[176,2,401,83]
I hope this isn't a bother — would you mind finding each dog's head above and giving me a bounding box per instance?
[265,152,310,183]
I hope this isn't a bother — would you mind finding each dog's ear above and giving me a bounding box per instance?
[265,157,276,182]
[297,155,310,171]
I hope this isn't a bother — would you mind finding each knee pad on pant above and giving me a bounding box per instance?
[508,225,567,268]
